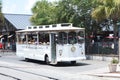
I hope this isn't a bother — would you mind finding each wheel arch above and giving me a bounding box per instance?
[44,54,48,60]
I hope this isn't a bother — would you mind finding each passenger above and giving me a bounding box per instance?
[43,42,46,45]
[0,42,3,49]
[28,40,31,44]
[46,42,50,45]
[7,42,10,49]
[39,42,42,44]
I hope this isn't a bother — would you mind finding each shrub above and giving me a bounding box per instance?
[111,58,119,64]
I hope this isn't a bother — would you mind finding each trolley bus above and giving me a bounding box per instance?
[16,23,86,64]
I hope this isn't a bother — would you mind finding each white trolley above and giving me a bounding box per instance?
[16,23,86,64]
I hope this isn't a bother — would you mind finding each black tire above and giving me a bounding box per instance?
[71,61,76,64]
[45,56,49,64]
[25,58,30,62]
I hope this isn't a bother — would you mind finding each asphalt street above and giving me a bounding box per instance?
[0,52,120,80]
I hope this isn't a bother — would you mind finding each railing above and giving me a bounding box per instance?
[86,41,118,56]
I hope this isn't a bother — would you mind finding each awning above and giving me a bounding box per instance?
[8,35,13,38]
[0,35,3,38]
[106,36,118,39]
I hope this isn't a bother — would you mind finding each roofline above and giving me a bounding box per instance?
[16,23,85,33]
[3,13,32,16]
[16,27,85,33]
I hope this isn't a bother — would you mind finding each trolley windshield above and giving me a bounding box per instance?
[57,31,84,44]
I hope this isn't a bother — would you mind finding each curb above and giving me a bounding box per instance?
[0,52,16,56]
[86,55,117,61]
[91,72,120,78]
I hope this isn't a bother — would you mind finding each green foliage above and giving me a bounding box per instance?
[31,0,93,27]
[0,13,4,25]
[91,0,120,21]
[91,0,120,54]
[56,0,93,27]
[0,0,4,28]
[30,0,56,25]
[111,58,119,64]
[30,0,97,37]
[0,0,2,12]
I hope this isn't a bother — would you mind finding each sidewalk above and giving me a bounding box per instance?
[94,66,120,78]
[81,64,120,79]
[93,72,120,78]
[0,50,15,56]
[85,55,120,79]
[0,53,120,79]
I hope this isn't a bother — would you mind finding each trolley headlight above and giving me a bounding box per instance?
[71,46,76,52]
[81,52,83,55]
[59,50,62,56]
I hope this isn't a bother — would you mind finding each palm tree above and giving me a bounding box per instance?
[91,0,120,54]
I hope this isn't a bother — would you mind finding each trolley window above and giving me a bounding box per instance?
[77,31,84,43]
[68,32,77,44]
[58,32,67,44]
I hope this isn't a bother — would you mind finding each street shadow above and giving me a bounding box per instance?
[53,62,90,67]
[21,59,47,65]
[21,59,90,67]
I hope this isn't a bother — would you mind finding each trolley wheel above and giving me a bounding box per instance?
[25,58,30,62]
[45,56,49,64]
[71,61,76,64]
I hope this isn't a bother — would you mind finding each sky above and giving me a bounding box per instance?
[2,0,56,14]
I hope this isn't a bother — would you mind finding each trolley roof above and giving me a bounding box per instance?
[16,23,85,33]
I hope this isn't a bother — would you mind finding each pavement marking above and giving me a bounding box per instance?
[0,66,59,80]
[0,72,21,80]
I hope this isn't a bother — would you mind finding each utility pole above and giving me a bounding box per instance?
[117,22,120,63]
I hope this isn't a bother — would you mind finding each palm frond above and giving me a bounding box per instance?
[91,6,106,21]
[91,0,120,21]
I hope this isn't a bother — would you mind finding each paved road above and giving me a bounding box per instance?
[0,54,119,80]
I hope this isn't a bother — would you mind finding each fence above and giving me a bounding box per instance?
[86,41,118,56]
[0,42,16,52]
